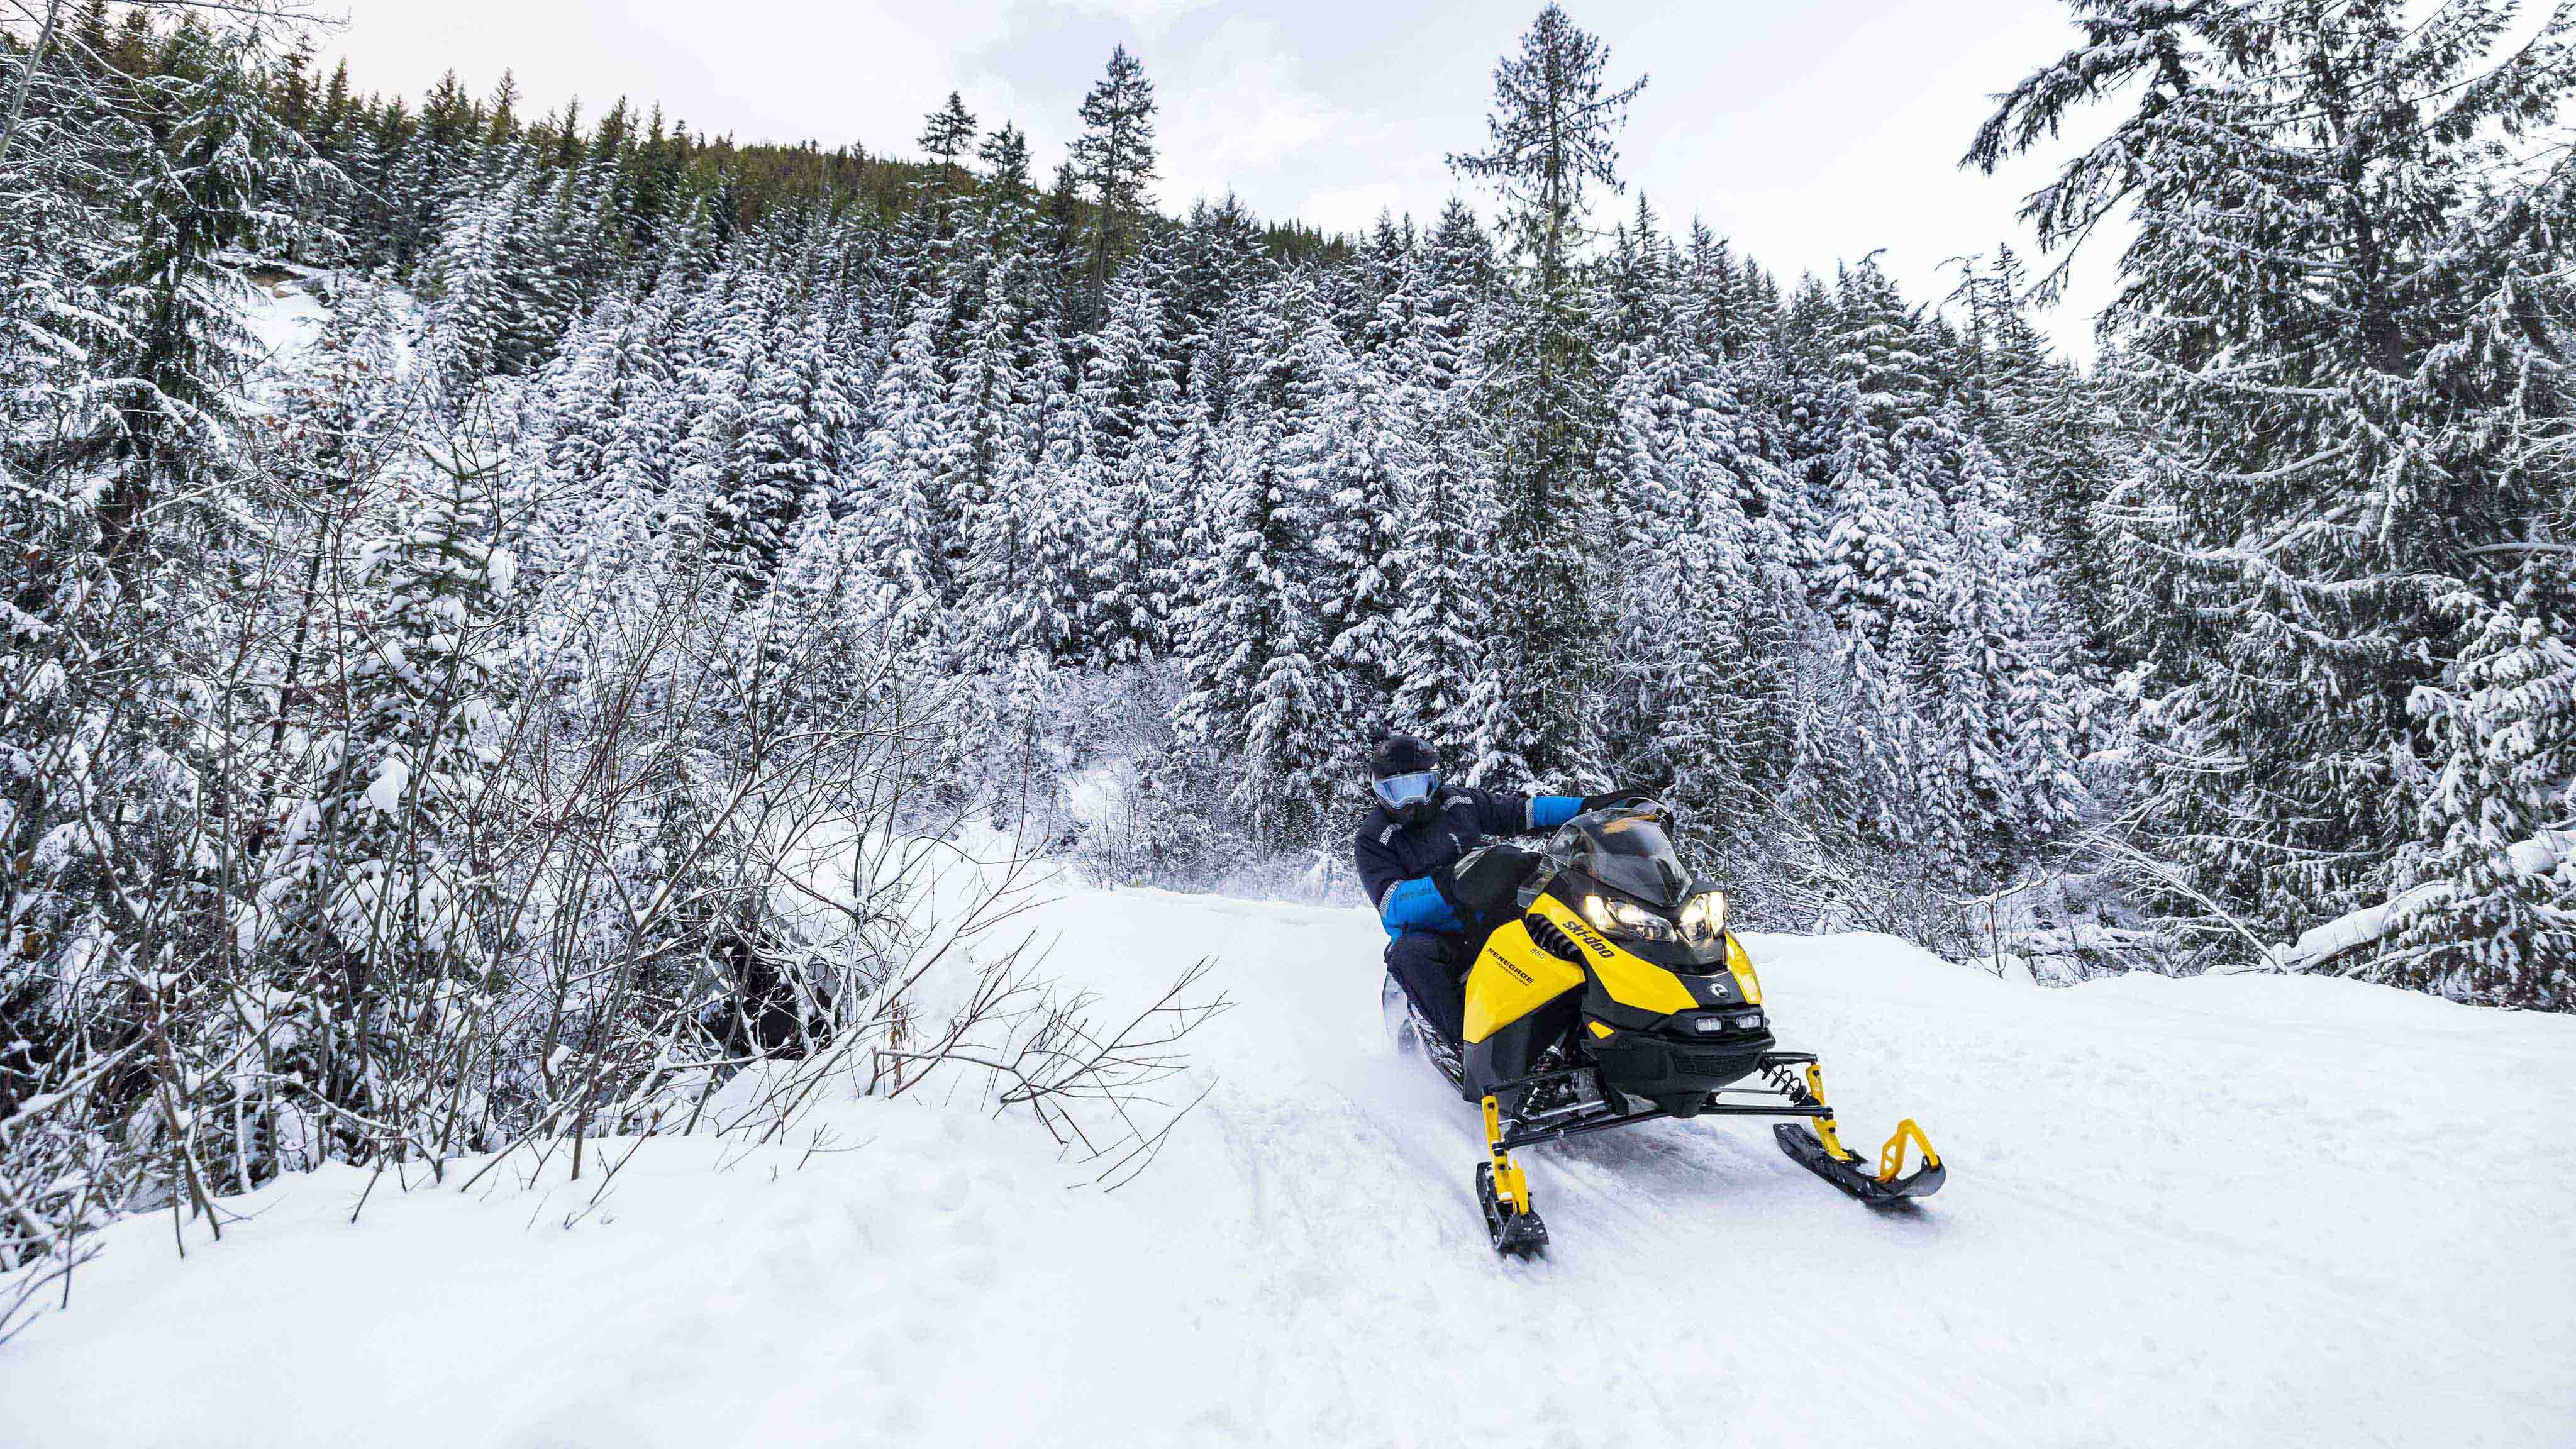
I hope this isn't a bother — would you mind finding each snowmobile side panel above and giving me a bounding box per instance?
[1723,932,1763,1004]
[1463,992,1579,1099]
[1462,921,1584,1045]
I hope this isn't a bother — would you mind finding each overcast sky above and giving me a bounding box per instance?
[315,1,2122,356]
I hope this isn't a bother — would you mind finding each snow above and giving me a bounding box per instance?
[229,264,426,405]
[2275,884,2440,971]
[6,885,2572,1448]
[358,754,409,817]
[240,275,330,379]
[2273,828,2576,972]
[1061,760,1132,835]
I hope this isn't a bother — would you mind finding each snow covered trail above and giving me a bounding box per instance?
[6,886,2572,1448]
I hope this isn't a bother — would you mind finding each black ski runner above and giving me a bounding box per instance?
[1774,1122,1946,1206]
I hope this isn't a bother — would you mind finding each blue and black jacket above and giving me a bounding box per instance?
[1354,787,1585,938]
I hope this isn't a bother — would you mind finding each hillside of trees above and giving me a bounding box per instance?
[1,0,2570,1325]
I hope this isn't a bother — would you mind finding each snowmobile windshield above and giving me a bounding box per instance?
[1558,813,1692,908]
[1372,771,1440,810]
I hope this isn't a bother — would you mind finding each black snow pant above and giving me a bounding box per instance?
[1386,930,1477,1050]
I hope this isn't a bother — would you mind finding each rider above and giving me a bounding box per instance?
[1354,735,1632,1052]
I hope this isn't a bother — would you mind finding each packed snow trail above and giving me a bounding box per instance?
[6,885,2572,1448]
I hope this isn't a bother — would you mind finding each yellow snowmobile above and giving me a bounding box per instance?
[1418,799,1945,1257]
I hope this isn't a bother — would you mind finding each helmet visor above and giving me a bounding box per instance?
[1372,771,1440,811]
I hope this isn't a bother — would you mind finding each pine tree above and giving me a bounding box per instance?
[1346,209,1416,353]
[1172,401,1290,779]
[249,452,516,1167]
[1600,223,1804,816]
[1807,258,1952,643]
[1446,4,1646,785]
[858,291,957,623]
[1013,335,1091,663]
[1070,45,1157,328]
[1387,203,1506,769]
[2392,571,2576,1007]
[1176,398,1333,845]
[946,257,1041,663]
[89,25,324,568]
[967,121,1038,270]
[1291,313,1405,770]
[1079,270,1183,663]
[497,166,583,371]
[1656,505,1799,871]
[726,308,854,584]
[1162,196,1269,401]
[918,91,977,200]
[416,154,531,386]
[1958,248,2123,669]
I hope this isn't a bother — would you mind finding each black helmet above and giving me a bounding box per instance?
[1368,734,1441,826]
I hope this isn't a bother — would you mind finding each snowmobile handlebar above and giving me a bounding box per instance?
[1577,787,1667,815]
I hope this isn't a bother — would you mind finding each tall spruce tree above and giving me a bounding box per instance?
[1447,4,1646,786]
[1385,201,1504,766]
[90,26,325,567]
[1070,45,1157,329]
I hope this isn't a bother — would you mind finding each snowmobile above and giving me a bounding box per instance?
[1380,799,1945,1257]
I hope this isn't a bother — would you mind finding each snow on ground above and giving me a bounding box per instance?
[229,260,427,408]
[6,884,2572,1448]
[225,259,336,403]
[240,275,329,377]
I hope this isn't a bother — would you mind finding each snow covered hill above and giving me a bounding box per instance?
[5,884,2571,1449]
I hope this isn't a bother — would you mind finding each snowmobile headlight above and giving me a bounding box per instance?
[1582,893,1674,942]
[1677,890,1727,945]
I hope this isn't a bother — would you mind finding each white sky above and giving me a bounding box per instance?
[313,1,2122,357]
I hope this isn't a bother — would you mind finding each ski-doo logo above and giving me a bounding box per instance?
[1562,919,1616,960]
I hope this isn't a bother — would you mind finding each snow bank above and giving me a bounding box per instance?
[4,1101,1211,1448]
[6,889,2570,1448]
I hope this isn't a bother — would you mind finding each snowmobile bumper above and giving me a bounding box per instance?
[1584,1013,1778,1118]
[1490,1060,1836,1152]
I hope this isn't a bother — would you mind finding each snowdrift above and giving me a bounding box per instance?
[4,886,2570,1448]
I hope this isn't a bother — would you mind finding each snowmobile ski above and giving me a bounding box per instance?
[1772,1121,1945,1205]
[1763,1058,1945,1205]
[1478,1095,1548,1258]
